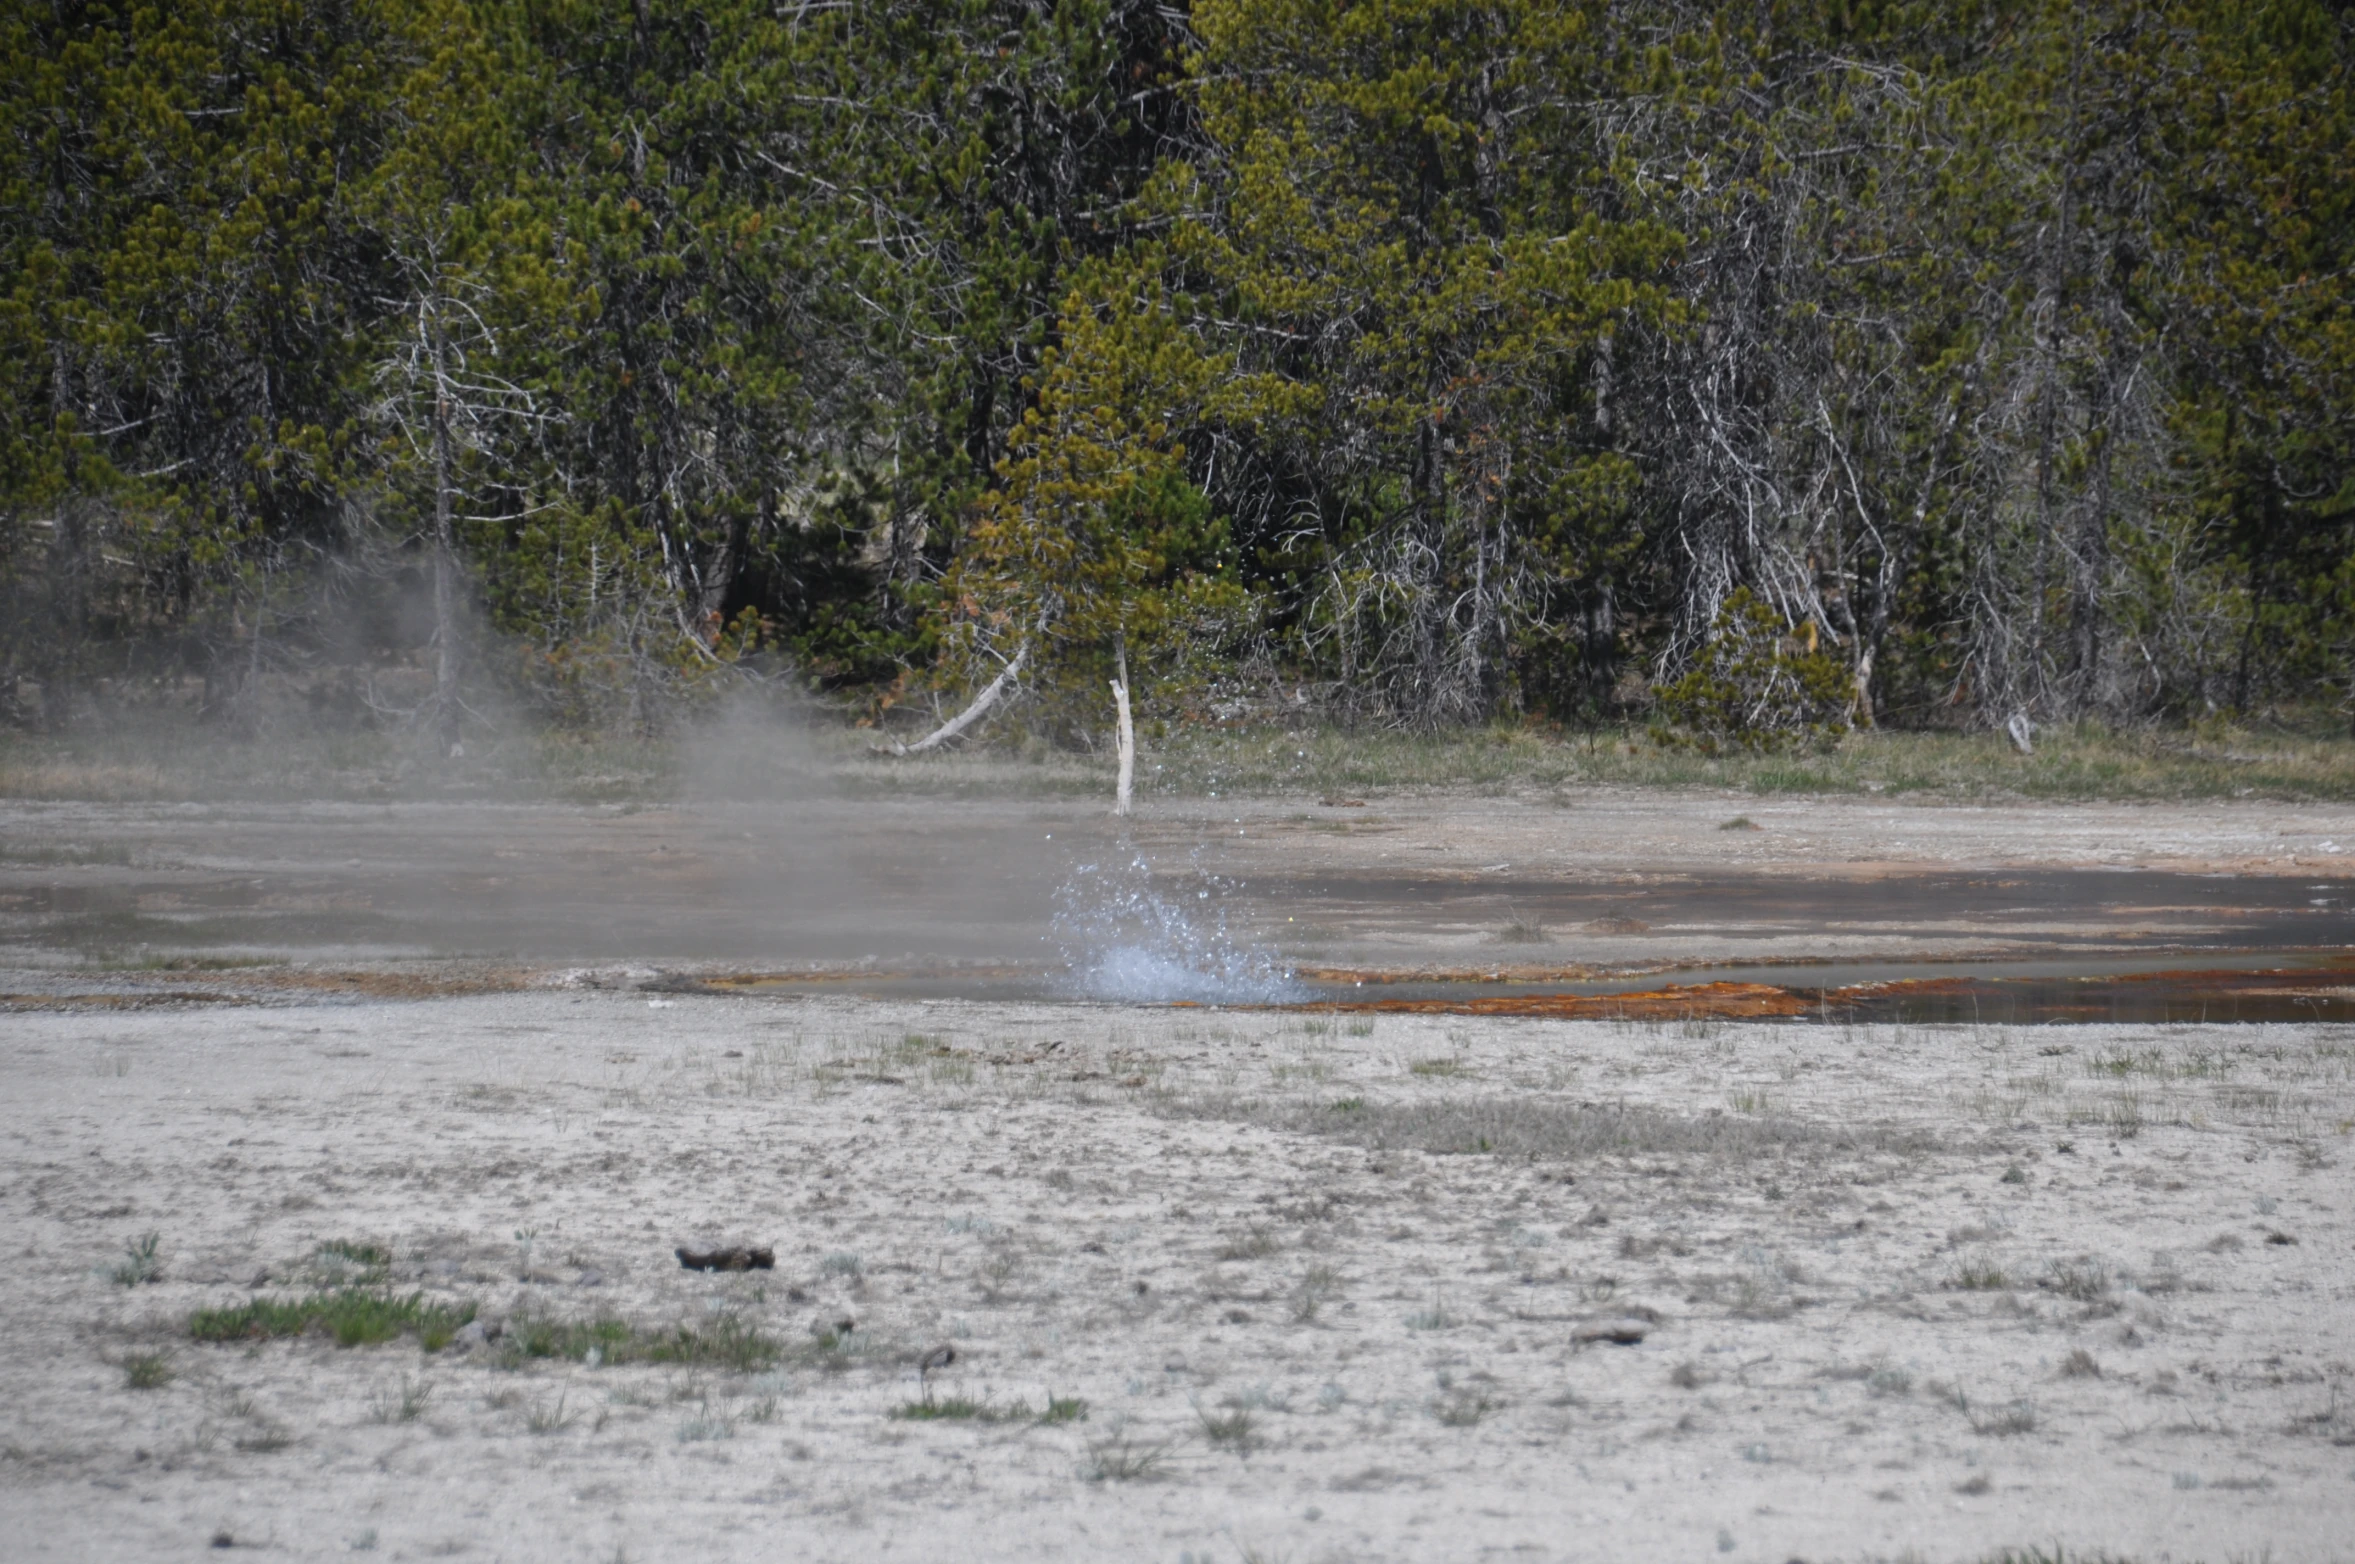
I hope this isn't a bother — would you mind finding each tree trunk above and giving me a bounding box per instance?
[885,643,1028,755]
[431,378,462,759]
[1110,637,1134,817]
[695,506,747,645]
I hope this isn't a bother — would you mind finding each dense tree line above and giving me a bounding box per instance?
[2,0,2348,746]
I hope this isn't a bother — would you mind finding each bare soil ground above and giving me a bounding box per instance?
[5,790,2354,977]
[4,983,2351,1563]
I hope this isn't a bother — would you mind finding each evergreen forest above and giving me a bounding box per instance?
[5,0,2351,752]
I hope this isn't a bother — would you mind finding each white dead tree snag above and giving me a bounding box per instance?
[429,374,461,758]
[1110,637,1134,817]
[884,642,1028,756]
[374,253,548,761]
[2006,710,2036,756]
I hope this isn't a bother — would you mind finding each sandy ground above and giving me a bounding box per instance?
[4,984,2351,1562]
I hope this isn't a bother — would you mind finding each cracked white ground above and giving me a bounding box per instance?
[4,982,2350,1562]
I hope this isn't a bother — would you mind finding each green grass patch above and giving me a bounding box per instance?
[890,1391,1089,1425]
[499,1310,790,1373]
[892,1394,1017,1423]
[189,1289,474,1350]
[1138,716,2355,803]
[17,711,2355,805]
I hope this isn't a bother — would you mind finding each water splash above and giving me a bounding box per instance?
[1052,852,1301,1004]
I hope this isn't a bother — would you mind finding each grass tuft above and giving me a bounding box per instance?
[1197,1403,1259,1452]
[121,1352,175,1390]
[109,1232,162,1288]
[1405,1290,1457,1331]
[189,1289,474,1350]
[366,1375,433,1423]
[1949,1254,2010,1291]
[1971,1399,2041,1437]
[308,1240,392,1287]
[1434,1387,1501,1426]
[1214,1226,1282,1261]
[1082,1431,1167,1482]
[1289,1265,1341,1323]
[2044,1258,2110,1302]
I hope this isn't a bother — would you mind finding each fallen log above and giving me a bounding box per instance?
[881,643,1027,756]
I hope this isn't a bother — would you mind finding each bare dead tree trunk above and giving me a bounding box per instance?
[432,373,462,758]
[1110,635,1134,816]
[885,642,1028,755]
